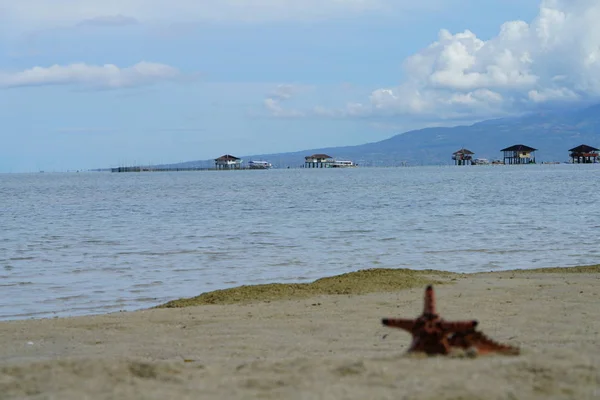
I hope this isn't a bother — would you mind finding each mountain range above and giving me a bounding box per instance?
[160,103,600,168]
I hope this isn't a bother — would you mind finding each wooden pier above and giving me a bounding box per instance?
[569,144,599,163]
[452,148,474,165]
[111,166,218,172]
[501,144,537,164]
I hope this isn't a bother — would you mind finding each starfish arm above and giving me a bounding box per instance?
[439,320,478,333]
[450,331,520,355]
[382,318,417,332]
[423,285,436,315]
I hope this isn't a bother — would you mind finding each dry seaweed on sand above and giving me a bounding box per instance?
[156,264,599,308]
[157,268,455,308]
[515,264,600,274]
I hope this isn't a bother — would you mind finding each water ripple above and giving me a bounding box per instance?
[1,166,600,320]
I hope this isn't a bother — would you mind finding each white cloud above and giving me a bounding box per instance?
[528,87,579,103]
[364,0,600,119]
[263,84,311,117]
[266,0,600,121]
[263,98,305,117]
[0,62,180,89]
[268,84,298,101]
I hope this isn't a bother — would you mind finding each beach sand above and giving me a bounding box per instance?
[1,266,599,399]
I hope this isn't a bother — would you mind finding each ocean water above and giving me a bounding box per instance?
[1,165,599,321]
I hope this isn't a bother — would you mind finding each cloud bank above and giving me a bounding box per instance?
[1,0,439,28]
[368,0,600,119]
[267,0,600,120]
[0,62,179,89]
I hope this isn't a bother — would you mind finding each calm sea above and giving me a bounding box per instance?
[1,165,599,321]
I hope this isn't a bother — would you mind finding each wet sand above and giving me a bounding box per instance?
[1,266,599,399]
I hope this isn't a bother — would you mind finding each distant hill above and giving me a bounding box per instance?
[156,103,600,168]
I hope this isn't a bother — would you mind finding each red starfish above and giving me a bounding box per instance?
[382,285,519,356]
[447,329,520,355]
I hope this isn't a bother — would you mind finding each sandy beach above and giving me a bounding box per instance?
[1,266,598,400]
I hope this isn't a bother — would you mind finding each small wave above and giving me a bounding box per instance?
[267,260,305,267]
[337,229,375,234]
[80,240,121,245]
[101,267,132,272]
[273,244,301,249]
[8,256,36,261]
[54,294,90,301]
[424,248,542,255]
[247,241,277,246]
[172,268,204,272]
[132,297,159,302]
[40,235,62,240]
[71,269,89,274]
[131,281,163,288]
[0,281,34,287]
[114,249,198,256]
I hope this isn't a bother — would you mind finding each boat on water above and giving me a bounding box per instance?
[247,160,272,169]
[472,158,490,165]
[330,160,356,168]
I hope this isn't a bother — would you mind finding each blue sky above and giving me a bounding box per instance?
[1,0,598,172]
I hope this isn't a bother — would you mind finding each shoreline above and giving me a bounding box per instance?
[1,265,599,399]
[2,265,599,323]
[155,264,600,308]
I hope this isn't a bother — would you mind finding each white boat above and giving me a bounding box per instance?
[472,158,490,165]
[330,160,356,168]
[247,160,272,169]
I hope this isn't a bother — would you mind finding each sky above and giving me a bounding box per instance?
[1,0,598,172]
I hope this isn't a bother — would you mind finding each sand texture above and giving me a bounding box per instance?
[1,267,599,400]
